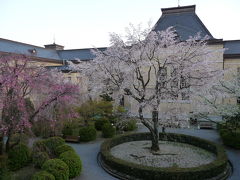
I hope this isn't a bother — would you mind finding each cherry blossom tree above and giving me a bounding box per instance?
[0,55,79,153]
[70,25,221,151]
[193,71,240,129]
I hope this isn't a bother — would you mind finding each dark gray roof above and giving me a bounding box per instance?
[46,65,73,72]
[153,5,214,40]
[224,40,240,55]
[0,38,61,60]
[57,48,106,61]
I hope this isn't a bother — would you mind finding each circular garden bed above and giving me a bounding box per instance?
[99,132,230,180]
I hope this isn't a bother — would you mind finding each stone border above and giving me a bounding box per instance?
[99,132,231,180]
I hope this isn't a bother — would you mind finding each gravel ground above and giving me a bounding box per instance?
[111,140,216,168]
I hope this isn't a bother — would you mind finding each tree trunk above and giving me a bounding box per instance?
[138,107,160,152]
[0,136,3,155]
[5,134,11,152]
[162,126,166,133]
[151,110,159,151]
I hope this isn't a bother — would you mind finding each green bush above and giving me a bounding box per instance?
[8,143,31,171]
[59,151,82,178]
[95,117,109,130]
[62,125,73,137]
[220,129,240,149]
[42,159,69,180]
[102,123,116,138]
[0,155,11,180]
[32,152,50,168]
[122,119,137,131]
[32,119,52,138]
[10,133,29,146]
[32,171,55,180]
[79,126,97,142]
[62,122,79,137]
[55,144,74,156]
[43,137,65,155]
[76,100,114,126]
[33,140,50,155]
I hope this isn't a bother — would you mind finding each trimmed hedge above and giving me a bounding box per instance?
[59,151,82,178]
[219,129,240,149]
[55,144,74,156]
[42,159,69,180]
[32,152,50,168]
[8,143,31,171]
[79,126,97,142]
[43,137,65,155]
[100,132,228,180]
[102,123,115,138]
[31,171,55,180]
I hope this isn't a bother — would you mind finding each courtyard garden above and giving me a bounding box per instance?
[1,26,240,180]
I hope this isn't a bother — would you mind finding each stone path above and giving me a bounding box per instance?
[70,139,118,180]
[69,126,240,180]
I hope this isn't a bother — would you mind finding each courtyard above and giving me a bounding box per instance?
[70,126,240,180]
[0,1,240,180]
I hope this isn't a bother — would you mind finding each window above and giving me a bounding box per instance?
[237,68,240,85]
[159,67,167,99]
[77,76,82,83]
[159,67,167,88]
[171,68,178,88]
[120,96,124,106]
[180,75,190,100]
[170,68,178,100]
[237,97,240,104]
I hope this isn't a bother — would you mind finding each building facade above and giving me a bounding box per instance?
[0,5,240,118]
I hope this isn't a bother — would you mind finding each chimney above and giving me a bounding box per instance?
[44,43,64,50]
[161,5,195,15]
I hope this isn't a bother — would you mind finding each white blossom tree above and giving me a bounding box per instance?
[193,71,240,130]
[70,25,222,151]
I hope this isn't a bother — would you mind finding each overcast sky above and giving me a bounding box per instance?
[0,0,239,49]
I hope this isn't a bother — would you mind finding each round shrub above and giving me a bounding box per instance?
[79,126,97,142]
[33,140,50,154]
[60,151,82,178]
[56,144,74,156]
[62,122,78,137]
[42,159,69,180]
[8,143,31,171]
[102,123,116,138]
[32,171,55,180]
[43,137,65,155]
[32,152,50,168]
[95,117,109,131]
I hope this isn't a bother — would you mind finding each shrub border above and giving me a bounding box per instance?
[99,132,230,180]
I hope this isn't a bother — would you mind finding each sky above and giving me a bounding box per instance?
[0,0,240,49]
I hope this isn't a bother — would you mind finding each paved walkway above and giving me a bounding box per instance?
[69,127,240,180]
[70,139,118,180]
